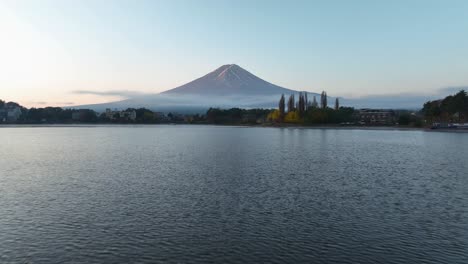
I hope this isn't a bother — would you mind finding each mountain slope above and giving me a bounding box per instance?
[162,64,298,96]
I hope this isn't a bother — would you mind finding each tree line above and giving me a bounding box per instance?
[0,101,183,124]
[0,100,272,125]
[8,89,461,127]
[1,93,356,125]
[206,108,271,124]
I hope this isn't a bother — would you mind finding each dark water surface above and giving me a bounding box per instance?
[1,126,467,263]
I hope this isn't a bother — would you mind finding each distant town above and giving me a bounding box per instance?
[1,90,467,129]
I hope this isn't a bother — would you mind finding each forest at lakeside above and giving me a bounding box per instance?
[267,92,355,125]
[3,90,467,126]
[0,100,181,124]
[422,90,468,123]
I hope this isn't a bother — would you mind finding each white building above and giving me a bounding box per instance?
[105,108,136,121]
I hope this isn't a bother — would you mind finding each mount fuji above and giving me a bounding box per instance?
[163,64,298,96]
[76,64,318,113]
[72,64,432,112]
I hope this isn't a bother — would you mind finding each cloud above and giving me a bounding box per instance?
[28,101,75,106]
[437,86,468,96]
[339,85,468,109]
[72,90,153,98]
[57,102,75,105]
[71,85,468,111]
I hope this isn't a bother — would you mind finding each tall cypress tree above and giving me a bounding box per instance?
[312,96,318,108]
[321,91,328,109]
[287,94,295,113]
[304,93,309,110]
[298,92,305,116]
[279,94,285,119]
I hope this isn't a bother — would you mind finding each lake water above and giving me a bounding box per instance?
[1,125,467,263]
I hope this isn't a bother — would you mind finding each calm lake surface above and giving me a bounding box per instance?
[1,125,467,263]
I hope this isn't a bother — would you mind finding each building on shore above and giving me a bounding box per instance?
[0,106,22,123]
[71,111,81,121]
[355,109,396,125]
[105,109,137,121]
[7,107,22,122]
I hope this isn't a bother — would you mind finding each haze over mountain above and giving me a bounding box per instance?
[73,64,440,112]
[75,64,319,112]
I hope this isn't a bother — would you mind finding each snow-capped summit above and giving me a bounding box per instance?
[162,64,296,96]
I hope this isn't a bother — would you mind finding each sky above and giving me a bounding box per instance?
[1,0,468,107]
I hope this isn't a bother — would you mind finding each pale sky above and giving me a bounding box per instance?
[1,0,468,107]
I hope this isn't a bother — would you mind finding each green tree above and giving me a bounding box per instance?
[398,114,411,125]
[453,90,467,120]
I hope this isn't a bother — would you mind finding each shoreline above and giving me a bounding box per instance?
[2,123,468,133]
